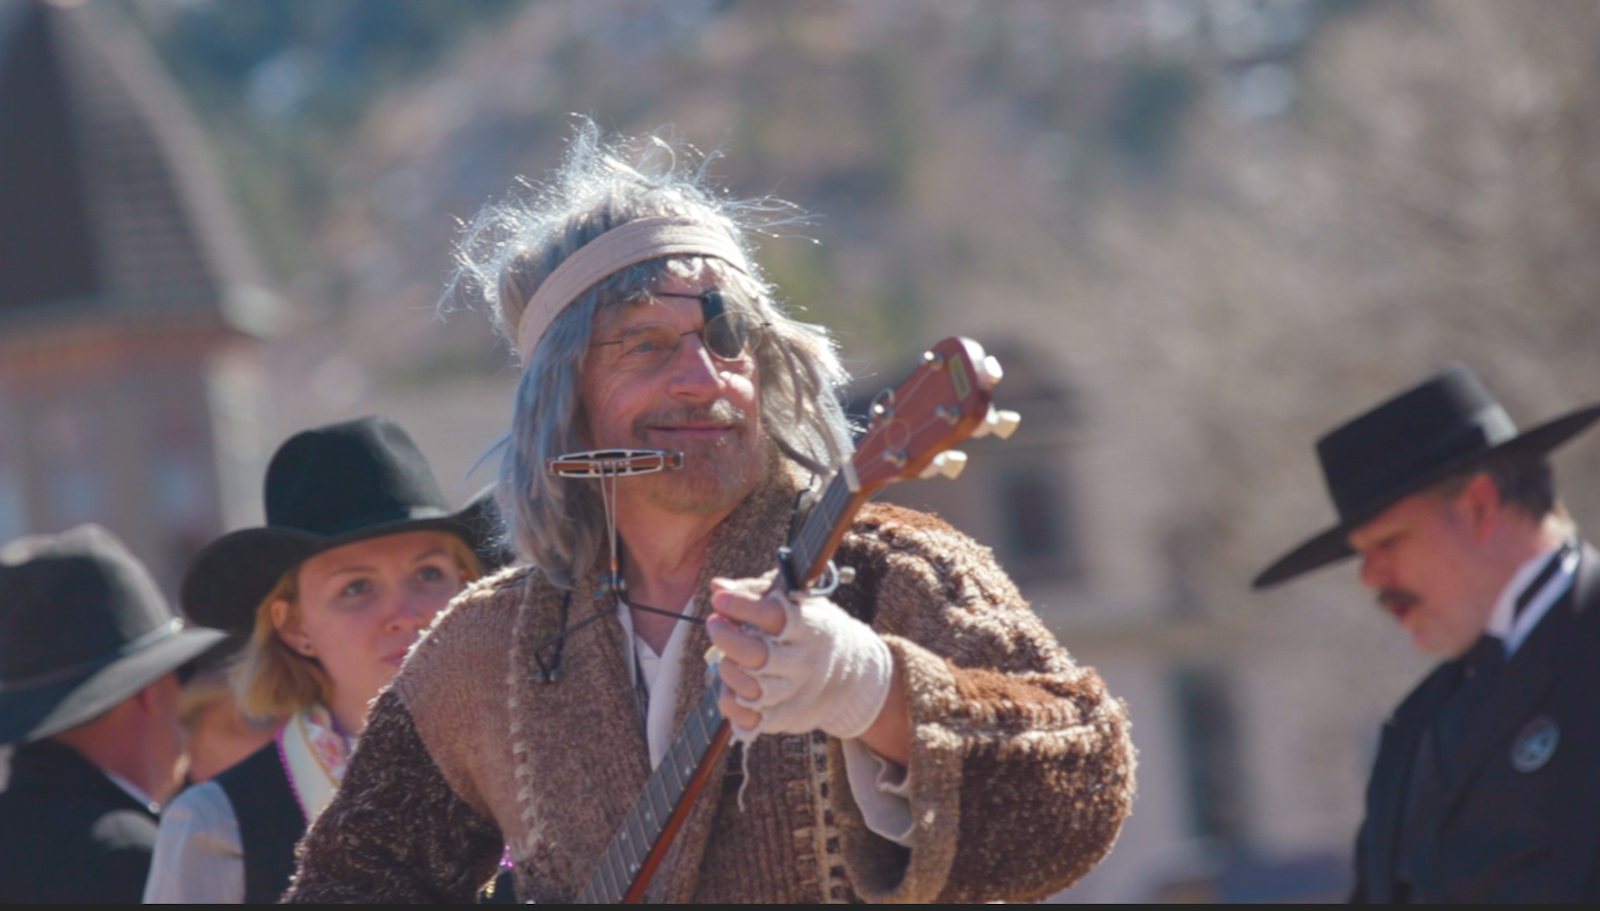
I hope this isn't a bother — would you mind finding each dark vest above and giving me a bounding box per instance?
[1351,544,1600,902]
[216,743,306,904]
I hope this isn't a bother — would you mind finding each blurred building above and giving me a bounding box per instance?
[0,0,274,591]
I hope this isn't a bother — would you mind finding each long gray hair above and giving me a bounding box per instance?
[444,125,853,588]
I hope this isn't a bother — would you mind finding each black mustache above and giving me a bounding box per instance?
[1378,588,1420,612]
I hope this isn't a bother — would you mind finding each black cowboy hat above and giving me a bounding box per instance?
[180,416,507,632]
[1,525,227,745]
[1253,365,1600,590]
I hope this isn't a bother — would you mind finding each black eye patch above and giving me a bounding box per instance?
[698,290,749,359]
[699,290,726,324]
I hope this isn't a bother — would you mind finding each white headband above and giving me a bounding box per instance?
[514,215,752,359]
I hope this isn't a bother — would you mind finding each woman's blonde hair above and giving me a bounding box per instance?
[232,533,483,720]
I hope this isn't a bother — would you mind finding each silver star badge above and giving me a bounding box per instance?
[1511,716,1559,773]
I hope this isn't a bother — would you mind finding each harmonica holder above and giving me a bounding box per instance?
[545,449,685,598]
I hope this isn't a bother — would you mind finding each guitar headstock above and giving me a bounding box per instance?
[849,337,1020,497]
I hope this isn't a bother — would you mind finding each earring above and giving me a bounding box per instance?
[301,643,315,655]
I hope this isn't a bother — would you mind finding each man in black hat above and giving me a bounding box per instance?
[1254,364,1600,903]
[0,524,226,902]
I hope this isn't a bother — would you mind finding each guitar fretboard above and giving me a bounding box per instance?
[579,683,724,903]
[782,474,854,589]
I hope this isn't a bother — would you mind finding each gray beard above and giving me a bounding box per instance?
[624,398,766,516]
[636,431,768,516]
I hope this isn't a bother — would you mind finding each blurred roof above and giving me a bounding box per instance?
[0,0,272,336]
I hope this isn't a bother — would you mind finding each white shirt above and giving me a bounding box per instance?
[103,768,161,815]
[143,779,245,903]
[1484,541,1578,656]
[617,598,915,846]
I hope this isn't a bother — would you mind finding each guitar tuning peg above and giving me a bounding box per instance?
[971,406,1021,440]
[939,450,968,478]
[980,355,1004,384]
[918,450,968,480]
[990,409,1021,440]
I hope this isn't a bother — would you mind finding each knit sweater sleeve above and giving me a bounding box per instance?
[829,504,1136,904]
[282,689,504,902]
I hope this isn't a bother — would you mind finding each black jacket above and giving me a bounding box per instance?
[0,739,159,903]
[1352,544,1600,902]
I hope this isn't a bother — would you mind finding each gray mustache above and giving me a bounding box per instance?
[632,399,750,436]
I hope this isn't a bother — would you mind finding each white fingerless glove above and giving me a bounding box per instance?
[731,589,894,742]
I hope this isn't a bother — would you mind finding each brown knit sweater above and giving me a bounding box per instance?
[285,468,1135,903]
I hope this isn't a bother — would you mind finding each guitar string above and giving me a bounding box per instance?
[793,471,852,575]
[600,687,716,903]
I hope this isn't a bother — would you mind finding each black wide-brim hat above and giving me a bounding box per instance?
[181,416,509,632]
[1253,365,1600,590]
[2,525,227,744]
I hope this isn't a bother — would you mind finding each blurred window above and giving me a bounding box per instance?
[0,462,24,545]
[0,403,25,544]
[1173,666,1244,846]
[151,398,210,526]
[0,464,22,544]
[998,466,1078,581]
[150,389,217,584]
[39,402,105,529]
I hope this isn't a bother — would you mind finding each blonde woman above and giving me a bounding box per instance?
[144,417,502,903]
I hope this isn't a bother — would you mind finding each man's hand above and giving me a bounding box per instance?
[707,575,911,766]
[705,575,784,730]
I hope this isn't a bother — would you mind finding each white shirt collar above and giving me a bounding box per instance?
[1485,540,1578,656]
[616,596,698,771]
[101,768,160,815]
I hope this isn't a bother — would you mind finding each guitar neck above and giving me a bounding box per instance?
[582,473,859,903]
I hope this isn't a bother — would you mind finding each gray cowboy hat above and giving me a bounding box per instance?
[0,524,227,744]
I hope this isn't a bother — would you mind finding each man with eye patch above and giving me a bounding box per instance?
[1253,365,1600,903]
[285,129,1134,903]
